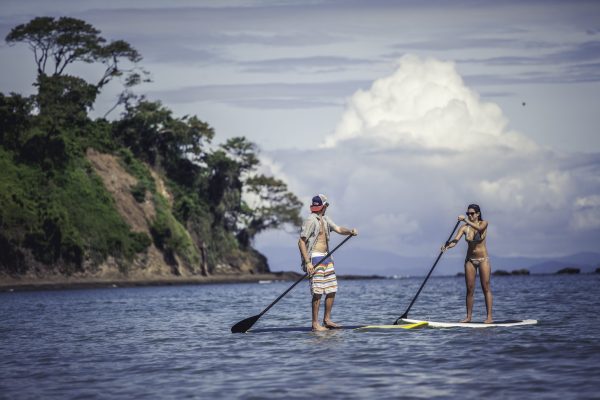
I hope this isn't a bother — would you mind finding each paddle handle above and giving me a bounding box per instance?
[258,234,354,318]
[395,220,461,323]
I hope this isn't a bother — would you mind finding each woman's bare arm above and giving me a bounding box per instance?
[442,225,466,251]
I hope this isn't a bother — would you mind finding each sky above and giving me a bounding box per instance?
[1,0,599,274]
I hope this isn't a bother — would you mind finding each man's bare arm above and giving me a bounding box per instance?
[332,226,358,236]
[298,237,314,275]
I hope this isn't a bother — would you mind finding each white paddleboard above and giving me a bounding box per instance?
[400,318,537,328]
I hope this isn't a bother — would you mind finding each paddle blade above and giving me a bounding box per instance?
[231,314,260,333]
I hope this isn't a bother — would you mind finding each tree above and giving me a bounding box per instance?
[113,99,214,171]
[221,136,259,172]
[0,92,33,150]
[205,137,302,246]
[35,74,98,127]
[236,175,302,247]
[6,17,101,76]
[6,16,148,115]
[205,149,243,230]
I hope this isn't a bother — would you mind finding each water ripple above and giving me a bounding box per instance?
[0,276,599,399]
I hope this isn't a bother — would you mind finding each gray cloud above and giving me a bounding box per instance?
[148,79,370,108]
[461,41,600,66]
[464,67,600,86]
[239,56,373,73]
[71,4,350,47]
[390,37,556,53]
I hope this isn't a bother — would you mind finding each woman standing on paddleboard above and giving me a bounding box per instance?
[442,204,493,324]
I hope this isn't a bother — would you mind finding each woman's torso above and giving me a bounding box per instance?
[465,223,488,258]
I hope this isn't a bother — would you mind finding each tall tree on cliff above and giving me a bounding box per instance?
[5,16,148,119]
[209,137,302,247]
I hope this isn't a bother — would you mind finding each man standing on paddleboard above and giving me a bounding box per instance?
[298,194,358,331]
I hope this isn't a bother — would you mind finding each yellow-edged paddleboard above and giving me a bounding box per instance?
[354,321,428,331]
[248,321,428,333]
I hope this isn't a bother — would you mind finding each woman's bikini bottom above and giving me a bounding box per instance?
[466,257,489,267]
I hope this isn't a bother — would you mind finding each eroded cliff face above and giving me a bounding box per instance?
[84,149,268,279]
[86,148,178,280]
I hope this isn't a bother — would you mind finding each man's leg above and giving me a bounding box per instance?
[312,294,327,331]
[323,293,341,328]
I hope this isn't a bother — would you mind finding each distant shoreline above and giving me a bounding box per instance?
[0,272,386,292]
[2,270,596,292]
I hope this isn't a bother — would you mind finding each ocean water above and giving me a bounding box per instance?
[1,274,599,399]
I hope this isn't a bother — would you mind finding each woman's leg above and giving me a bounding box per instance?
[462,260,476,323]
[478,259,493,323]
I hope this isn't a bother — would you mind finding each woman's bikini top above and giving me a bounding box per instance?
[465,225,485,243]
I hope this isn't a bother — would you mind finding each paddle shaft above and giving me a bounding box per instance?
[232,234,353,332]
[395,220,461,324]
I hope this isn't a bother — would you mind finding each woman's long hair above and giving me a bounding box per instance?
[467,203,483,221]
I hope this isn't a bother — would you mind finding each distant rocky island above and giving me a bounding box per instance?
[454,266,600,277]
[492,269,531,276]
[556,267,580,274]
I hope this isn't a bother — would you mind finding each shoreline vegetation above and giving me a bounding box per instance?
[1,17,303,283]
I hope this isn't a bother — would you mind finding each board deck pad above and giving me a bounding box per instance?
[399,318,538,328]
[249,321,427,333]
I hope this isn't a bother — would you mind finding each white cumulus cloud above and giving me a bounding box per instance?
[258,55,600,262]
[323,55,537,152]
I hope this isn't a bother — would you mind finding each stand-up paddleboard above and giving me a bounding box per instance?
[248,321,427,333]
[399,318,537,328]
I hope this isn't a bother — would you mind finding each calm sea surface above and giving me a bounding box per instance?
[1,274,599,399]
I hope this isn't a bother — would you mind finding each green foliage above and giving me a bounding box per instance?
[205,149,243,229]
[238,175,302,246]
[150,195,200,266]
[35,74,99,126]
[0,146,152,275]
[203,137,302,246]
[129,231,153,254]
[117,147,157,208]
[1,15,303,277]
[78,118,116,153]
[221,137,259,172]
[0,92,33,150]
[130,182,147,203]
[112,99,214,173]
[0,148,44,235]
[5,16,142,88]
[6,17,102,75]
